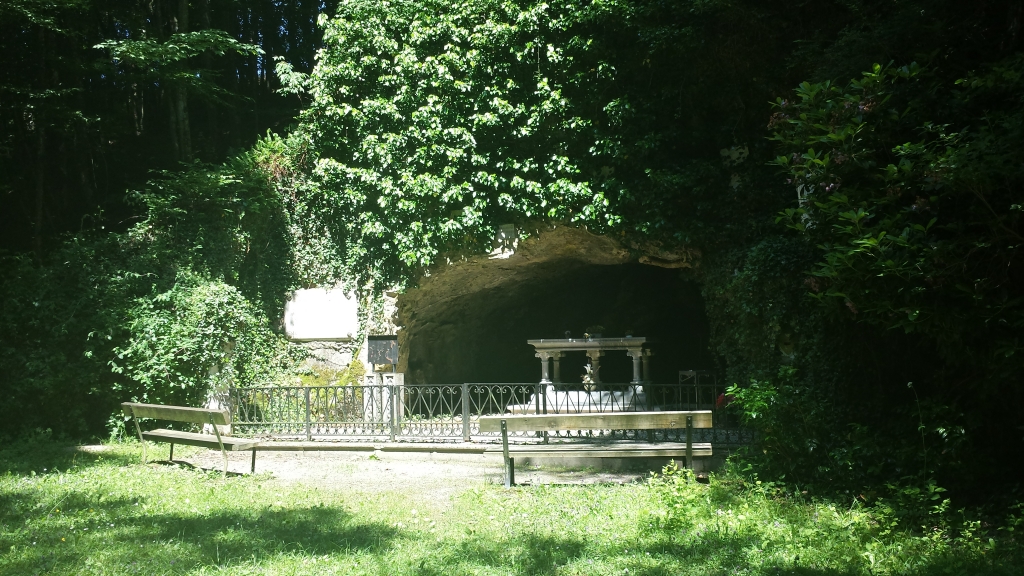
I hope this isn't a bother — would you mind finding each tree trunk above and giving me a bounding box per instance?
[167,84,192,162]
[198,0,216,156]
[177,0,189,33]
[33,127,45,261]
[166,0,192,162]
[32,26,47,260]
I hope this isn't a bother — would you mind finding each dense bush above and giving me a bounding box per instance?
[0,148,303,439]
[0,238,127,437]
[717,56,1024,501]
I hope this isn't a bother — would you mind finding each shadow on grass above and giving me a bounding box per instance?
[632,529,1022,576]
[415,532,587,576]
[1,492,403,575]
[154,458,256,477]
[0,438,241,478]
[415,531,861,576]
[0,439,137,476]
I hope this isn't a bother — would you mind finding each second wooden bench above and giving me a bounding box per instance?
[478,410,712,487]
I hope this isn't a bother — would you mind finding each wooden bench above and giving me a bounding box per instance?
[121,402,261,476]
[478,410,712,487]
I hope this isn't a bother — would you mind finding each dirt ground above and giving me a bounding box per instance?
[183,449,659,499]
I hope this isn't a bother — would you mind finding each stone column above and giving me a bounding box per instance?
[627,348,643,384]
[642,349,653,383]
[552,352,564,383]
[536,351,553,384]
[585,350,604,384]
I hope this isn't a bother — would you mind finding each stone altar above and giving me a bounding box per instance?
[513,337,655,414]
[527,337,653,385]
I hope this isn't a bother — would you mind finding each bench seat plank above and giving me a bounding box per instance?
[485,441,711,458]
[478,410,712,433]
[142,429,259,451]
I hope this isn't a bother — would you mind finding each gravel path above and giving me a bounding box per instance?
[185,449,655,499]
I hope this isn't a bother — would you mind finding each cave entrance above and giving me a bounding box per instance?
[402,262,711,385]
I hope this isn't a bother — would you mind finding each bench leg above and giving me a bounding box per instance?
[169,443,174,462]
[501,419,513,488]
[251,449,256,474]
[685,415,693,470]
[130,413,147,464]
[208,413,229,478]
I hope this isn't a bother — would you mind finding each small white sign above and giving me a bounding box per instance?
[284,288,359,341]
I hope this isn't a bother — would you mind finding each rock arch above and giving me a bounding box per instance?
[394,226,712,385]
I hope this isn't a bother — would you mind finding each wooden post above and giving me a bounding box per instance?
[501,419,513,488]
[251,449,257,474]
[685,415,693,470]
[130,407,147,464]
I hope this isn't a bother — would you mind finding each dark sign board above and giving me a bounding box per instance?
[367,335,399,365]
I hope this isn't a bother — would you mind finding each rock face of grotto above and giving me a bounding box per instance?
[394,225,712,386]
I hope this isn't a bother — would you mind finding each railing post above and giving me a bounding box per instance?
[389,381,398,441]
[462,383,470,442]
[304,386,312,442]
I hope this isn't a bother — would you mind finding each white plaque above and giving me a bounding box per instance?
[284,288,359,341]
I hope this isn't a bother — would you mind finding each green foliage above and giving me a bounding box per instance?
[110,275,295,406]
[770,58,1024,376]
[700,236,819,384]
[278,0,1024,509]
[296,0,603,285]
[94,31,263,104]
[0,147,304,439]
[296,360,366,387]
[733,55,1024,499]
[1,0,338,253]
[290,0,794,287]
[125,151,298,318]
[249,133,350,288]
[95,30,263,67]
[3,1,1022,533]
[650,463,1019,574]
[0,238,127,437]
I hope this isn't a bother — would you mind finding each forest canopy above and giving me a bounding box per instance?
[1,0,1022,512]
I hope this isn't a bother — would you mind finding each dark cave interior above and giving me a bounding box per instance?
[404,262,712,384]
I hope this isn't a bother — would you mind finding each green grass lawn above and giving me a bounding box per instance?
[1,439,1020,575]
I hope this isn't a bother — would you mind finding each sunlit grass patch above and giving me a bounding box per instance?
[1,440,1020,575]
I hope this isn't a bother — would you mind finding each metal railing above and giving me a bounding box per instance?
[228,376,752,445]
[675,370,753,445]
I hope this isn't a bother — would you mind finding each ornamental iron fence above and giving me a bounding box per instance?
[228,373,752,445]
